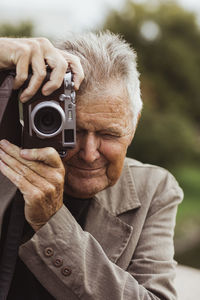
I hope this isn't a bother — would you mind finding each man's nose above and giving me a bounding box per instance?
[78,132,100,163]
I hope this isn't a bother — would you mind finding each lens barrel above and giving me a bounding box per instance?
[31,101,65,138]
[34,107,62,134]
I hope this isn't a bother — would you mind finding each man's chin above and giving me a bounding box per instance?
[64,176,109,199]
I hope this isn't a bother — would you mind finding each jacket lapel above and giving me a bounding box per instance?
[85,199,133,264]
[85,160,141,265]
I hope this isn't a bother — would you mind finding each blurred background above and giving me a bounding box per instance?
[0,0,200,269]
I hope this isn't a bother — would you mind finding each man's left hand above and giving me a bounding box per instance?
[0,139,65,231]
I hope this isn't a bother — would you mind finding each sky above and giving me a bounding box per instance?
[0,0,200,39]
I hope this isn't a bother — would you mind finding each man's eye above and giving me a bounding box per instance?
[101,133,120,139]
[76,129,84,135]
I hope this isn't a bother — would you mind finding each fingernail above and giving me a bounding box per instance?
[0,149,5,156]
[20,149,28,156]
[0,139,9,147]
[42,86,47,92]
[42,88,50,96]
[0,160,5,168]
[20,95,29,103]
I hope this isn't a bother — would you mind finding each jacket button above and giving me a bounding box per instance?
[61,267,72,276]
[44,247,54,257]
[53,257,63,268]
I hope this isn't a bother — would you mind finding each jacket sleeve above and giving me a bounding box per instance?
[19,173,183,300]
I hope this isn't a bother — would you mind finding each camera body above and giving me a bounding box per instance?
[21,70,76,157]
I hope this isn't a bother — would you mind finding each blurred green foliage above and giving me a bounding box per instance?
[174,165,200,222]
[103,0,200,268]
[103,0,200,169]
[173,164,200,268]
[0,3,199,268]
[128,106,199,168]
[0,21,33,37]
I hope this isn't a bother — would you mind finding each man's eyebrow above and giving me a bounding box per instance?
[99,127,123,135]
[76,125,125,136]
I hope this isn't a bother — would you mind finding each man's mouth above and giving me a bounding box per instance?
[71,166,103,170]
[66,164,107,178]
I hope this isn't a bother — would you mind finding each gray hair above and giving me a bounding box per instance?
[58,31,142,128]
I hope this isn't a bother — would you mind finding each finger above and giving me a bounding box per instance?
[13,54,30,91]
[0,140,50,178]
[42,54,68,95]
[0,148,56,193]
[0,140,64,175]
[20,147,64,169]
[59,50,84,90]
[20,54,46,102]
[20,148,65,186]
[0,159,40,205]
[0,158,63,232]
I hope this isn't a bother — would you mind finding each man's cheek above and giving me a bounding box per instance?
[107,163,123,185]
[106,154,125,184]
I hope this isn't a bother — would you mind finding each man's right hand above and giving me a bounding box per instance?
[0,37,84,102]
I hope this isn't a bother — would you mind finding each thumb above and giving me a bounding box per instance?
[20,147,62,168]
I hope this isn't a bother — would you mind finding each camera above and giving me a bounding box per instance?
[21,69,76,157]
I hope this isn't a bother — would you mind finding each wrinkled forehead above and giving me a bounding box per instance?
[76,82,134,133]
[77,80,131,109]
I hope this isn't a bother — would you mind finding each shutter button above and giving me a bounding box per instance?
[53,257,63,268]
[44,247,54,257]
[61,267,72,276]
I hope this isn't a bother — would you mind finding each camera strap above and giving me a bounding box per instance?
[0,71,25,298]
[0,72,14,125]
[0,70,22,146]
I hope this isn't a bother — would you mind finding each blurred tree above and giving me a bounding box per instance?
[0,21,33,37]
[103,0,200,167]
[128,104,199,168]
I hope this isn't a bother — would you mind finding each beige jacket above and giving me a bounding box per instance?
[0,158,183,299]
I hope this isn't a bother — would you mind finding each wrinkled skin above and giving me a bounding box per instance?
[0,37,84,231]
[0,84,134,231]
[0,37,84,101]
[0,38,135,231]
[0,142,65,231]
[63,84,135,198]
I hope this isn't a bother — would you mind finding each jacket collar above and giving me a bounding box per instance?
[94,158,141,216]
[85,158,141,266]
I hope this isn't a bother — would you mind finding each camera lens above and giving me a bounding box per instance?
[34,107,62,134]
[31,101,65,138]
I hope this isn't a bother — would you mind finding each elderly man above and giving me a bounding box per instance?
[0,32,183,299]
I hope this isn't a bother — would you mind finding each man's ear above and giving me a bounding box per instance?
[136,112,141,129]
